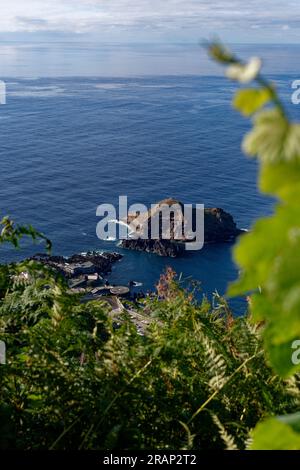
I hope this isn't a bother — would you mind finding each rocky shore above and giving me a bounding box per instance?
[30,251,123,278]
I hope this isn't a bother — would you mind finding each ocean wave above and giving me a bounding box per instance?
[108,219,137,238]
[94,83,125,90]
[9,86,65,98]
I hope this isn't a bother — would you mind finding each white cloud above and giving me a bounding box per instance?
[0,0,299,40]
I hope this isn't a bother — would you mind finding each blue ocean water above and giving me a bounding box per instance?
[0,44,299,311]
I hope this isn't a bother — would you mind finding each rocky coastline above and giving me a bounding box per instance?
[30,251,123,278]
[26,200,243,275]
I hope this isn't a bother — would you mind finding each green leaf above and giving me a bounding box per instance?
[252,414,300,450]
[229,203,300,376]
[233,88,272,116]
[259,160,300,201]
[243,109,300,163]
[27,394,43,401]
[278,412,300,433]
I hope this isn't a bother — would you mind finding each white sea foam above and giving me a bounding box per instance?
[108,219,136,237]
[130,84,177,89]
[94,83,124,90]
[132,281,143,287]
[9,86,65,98]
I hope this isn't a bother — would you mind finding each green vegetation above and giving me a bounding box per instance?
[0,259,298,449]
[1,44,300,449]
[209,41,300,448]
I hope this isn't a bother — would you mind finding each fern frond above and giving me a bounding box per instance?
[211,413,238,450]
[201,334,228,391]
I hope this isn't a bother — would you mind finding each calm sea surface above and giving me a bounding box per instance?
[0,43,299,311]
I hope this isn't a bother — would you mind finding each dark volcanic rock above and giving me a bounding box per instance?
[30,251,122,276]
[203,207,242,243]
[67,252,122,271]
[121,239,185,258]
[120,199,243,257]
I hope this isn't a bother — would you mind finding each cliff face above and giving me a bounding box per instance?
[203,207,241,243]
[121,199,243,257]
[121,239,186,257]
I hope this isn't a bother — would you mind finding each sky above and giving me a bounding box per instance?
[0,0,300,44]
